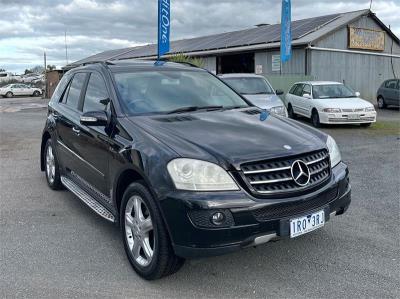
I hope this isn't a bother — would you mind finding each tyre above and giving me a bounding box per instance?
[360,123,372,128]
[311,110,321,128]
[33,91,40,97]
[377,96,386,109]
[5,91,13,98]
[44,139,63,190]
[287,104,296,119]
[120,182,184,280]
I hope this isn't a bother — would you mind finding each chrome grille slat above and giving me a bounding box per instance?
[241,149,331,195]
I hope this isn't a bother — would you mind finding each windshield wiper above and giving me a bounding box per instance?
[166,105,223,114]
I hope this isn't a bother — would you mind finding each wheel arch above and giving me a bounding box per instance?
[40,131,52,171]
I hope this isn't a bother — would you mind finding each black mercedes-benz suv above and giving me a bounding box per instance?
[40,60,351,280]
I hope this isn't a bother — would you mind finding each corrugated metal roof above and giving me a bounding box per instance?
[70,9,381,67]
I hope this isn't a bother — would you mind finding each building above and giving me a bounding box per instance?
[45,69,64,98]
[69,9,399,101]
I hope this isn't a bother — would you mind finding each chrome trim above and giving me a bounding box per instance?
[57,140,104,177]
[243,165,291,174]
[61,176,115,222]
[306,155,328,165]
[310,165,329,176]
[250,176,293,185]
[245,233,277,247]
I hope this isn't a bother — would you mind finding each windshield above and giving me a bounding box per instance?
[222,77,274,95]
[312,84,356,99]
[114,70,249,115]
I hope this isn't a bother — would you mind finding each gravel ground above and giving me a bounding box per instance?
[0,98,399,298]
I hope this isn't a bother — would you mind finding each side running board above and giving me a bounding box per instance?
[61,176,116,223]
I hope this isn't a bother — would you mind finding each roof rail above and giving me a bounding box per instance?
[81,60,115,67]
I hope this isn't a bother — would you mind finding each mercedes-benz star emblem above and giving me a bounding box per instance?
[291,160,310,186]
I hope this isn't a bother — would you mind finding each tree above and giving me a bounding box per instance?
[47,65,56,71]
[0,68,5,72]
[24,69,33,75]
[168,53,204,68]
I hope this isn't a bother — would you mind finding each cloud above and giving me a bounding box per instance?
[0,0,398,73]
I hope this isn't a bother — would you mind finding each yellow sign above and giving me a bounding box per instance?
[348,27,385,51]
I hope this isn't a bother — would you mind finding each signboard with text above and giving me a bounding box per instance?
[348,27,385,51]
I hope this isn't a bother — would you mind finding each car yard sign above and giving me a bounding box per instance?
[158,0,170,59]
[348,27,385,51]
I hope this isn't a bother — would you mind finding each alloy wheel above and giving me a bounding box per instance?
[46,145,56,184]
[124,195,154,267]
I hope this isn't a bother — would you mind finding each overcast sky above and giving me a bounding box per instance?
[0,0,399,73]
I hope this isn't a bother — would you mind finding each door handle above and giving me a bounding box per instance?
[72,127,80,135]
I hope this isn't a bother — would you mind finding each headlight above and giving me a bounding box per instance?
[326,135,341,167]
[269,106,287,116]
[167,158,239,191]
[365,107,375,112]
[323,108,341,113]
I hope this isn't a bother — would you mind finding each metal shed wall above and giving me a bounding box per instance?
[311,14,400,102]
[255,49,306,75]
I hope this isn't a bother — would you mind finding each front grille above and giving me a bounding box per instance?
[341,108,364,112]
[252,186,338,221]
[241,149,330,195]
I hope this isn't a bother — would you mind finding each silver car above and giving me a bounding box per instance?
[219,73,287,117]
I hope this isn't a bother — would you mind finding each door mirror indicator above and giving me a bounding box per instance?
[276,89,284,95]
[80,111,108,127]
[355,92,360,97]
[303,93,312,99]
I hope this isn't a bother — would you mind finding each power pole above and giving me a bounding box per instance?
[65,29,69,65]
[44,51,47,99]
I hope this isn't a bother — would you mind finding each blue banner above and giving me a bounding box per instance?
[158,0,170,59]
[280,0,292,63]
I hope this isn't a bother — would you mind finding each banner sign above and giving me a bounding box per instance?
[158,0,170,59]
[280,0,292,63]
[348,27,385,51]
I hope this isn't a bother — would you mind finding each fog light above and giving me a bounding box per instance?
[211,212,225,225]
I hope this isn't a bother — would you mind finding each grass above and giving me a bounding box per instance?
[367,120,400,135]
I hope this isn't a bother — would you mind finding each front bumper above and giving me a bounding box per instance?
[319,111,376,124]
[160,162,351,258]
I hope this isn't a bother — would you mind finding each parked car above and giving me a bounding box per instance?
[219,74,287,117]
[21,73,42,83]
[285,81,376,127]
[0,72,21,83]
[40,61,351,280]
[376,79,400,109]
[0,83,42,97]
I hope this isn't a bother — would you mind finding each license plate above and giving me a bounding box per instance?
[290,210,325,238]
[348,114,360,120]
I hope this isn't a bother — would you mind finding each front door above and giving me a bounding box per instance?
[73,71,112,199]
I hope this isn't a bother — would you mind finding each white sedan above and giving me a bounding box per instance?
[0,84,42,98]
[285,81,376,127]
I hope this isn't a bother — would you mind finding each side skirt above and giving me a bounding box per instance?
[61,176,116,223]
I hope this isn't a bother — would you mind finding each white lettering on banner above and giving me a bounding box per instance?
[160,0,170,44]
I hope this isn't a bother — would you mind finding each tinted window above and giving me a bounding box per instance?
[289,84,297,94]
[302,84,311,95]
[65,73,86,109]
[83,73,109,112]
[52,72,72,103]
[385,80,397,89]
[293,84,304,96]
[223,77,274,94]
[114,70,249,115]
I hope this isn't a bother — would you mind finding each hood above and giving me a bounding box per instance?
[127,108,327,170]
[316,97,374,109]
[242,94,284,110]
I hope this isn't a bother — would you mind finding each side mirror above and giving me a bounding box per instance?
[276,89,284,95]
[355,91,360,97]
[80,111,108,127]
[303,93,312,99]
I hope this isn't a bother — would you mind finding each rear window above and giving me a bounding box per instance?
[222,77,274,95]
[113,70,249,115]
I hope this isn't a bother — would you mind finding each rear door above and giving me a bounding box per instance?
[73,71,112,197]
[54,72,89,176]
